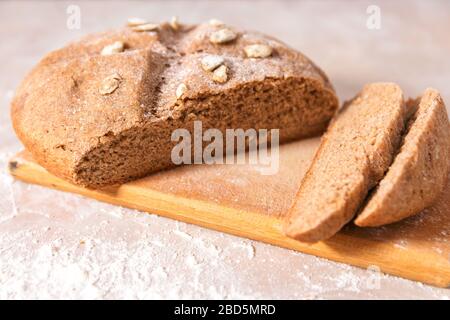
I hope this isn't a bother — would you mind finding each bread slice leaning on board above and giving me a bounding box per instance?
[10,20,338,188]
[285,83,450,243]
[355,88,450,227]
[284,83,408,242]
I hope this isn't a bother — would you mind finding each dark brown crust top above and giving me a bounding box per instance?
[11,20,337,184]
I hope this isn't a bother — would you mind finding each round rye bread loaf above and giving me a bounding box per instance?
[11,20,338,188]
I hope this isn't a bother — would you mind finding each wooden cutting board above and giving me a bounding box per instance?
[8,137,450,288]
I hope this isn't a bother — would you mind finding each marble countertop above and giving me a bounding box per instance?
[0,0,449,299]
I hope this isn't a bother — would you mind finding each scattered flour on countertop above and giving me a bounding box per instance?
[0,159,449,299]
[232,241,256,259]
[173,230,193,241]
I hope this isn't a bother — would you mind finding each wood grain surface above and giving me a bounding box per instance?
[9,138,450,288]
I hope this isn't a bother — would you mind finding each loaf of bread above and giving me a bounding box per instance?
[11,19,338,188]
[355,88,450,227]
[284,83,408,242]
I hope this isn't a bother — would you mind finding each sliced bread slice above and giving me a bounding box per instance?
[284,83,407,242]
[355,88,450,227]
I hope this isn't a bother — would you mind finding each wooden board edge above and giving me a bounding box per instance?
[8,154,450,288]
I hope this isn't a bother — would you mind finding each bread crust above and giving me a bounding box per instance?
[355,88,450,227]
[11,21,338,187]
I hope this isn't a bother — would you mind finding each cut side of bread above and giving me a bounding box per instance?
[11,21,338,188]
[284,83,407,243]
[355,88,450,227]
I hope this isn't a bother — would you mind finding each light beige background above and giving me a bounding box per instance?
[0,0,449,299]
